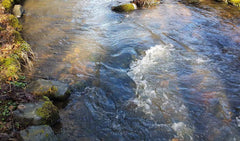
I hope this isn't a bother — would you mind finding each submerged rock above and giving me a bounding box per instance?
[13,5,24,18]
[20,125,58,141]
[27,79,71,101]
[112,3,137,12]
[13,101,59,126]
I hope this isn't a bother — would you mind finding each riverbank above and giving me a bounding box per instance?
[0,0,36,139]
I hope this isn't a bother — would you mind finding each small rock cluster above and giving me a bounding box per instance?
[13,79,71,141]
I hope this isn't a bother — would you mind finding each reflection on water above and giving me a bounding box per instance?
[22,0,240,140]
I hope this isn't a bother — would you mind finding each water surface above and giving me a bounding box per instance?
[22,0,240,140]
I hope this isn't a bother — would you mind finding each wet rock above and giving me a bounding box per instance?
[27,79,71,101]
[13,5,24,18]
[132,0,160,8]
[13,101,59,126]
[112,3,137,12]
[20,125,58,141]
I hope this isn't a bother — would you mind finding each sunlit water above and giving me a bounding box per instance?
[22,0,240,140]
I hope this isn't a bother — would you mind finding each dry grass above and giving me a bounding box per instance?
[0,10,34,83]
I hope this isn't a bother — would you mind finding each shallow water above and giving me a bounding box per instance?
[22,0,240,140]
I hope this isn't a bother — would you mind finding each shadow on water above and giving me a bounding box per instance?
[22,0,240,140]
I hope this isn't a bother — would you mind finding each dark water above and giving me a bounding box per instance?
[22,0,240,140]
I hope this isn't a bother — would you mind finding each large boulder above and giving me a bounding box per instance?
[27,79,71,101]
[13,100,60,126]
[13,5,24,18]
[20,125,58,141]
[112,3,137,12]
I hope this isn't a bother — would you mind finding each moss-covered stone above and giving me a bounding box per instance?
[13,100,60,126]
[112,3,137,12]
[27,79,71,101]
[36,101,59,125]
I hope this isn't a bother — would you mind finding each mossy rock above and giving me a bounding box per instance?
[27,79,71,101]
[112,3,137,12]
[35,100,60,125]
[20,125,58,141]
[13,100,60,126]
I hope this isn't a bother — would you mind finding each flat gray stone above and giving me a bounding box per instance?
[20,125,58,141]
[13,5,24,18]
[27,79,71,101]
[13,101,59,126]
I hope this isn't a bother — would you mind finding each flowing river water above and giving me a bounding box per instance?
[22,0,240,140]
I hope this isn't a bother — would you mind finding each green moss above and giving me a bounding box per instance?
[0,16,33,82]
[7,15,23,31]
[42,96,50,101]
[13,31,24,43]
[33,86,58,98]
[2,0,14,12]
[36,101,59,125]
[0,56,20,80]
[112,3,136,12]
[228,0,240,7]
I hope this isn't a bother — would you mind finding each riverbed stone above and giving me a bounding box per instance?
[27,79,71,101]
[112,3,137,12]
[13,5,24,18]
[20,125,58,141]
[13,101,59,126]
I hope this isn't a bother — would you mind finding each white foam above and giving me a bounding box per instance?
[127,44,178,116]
